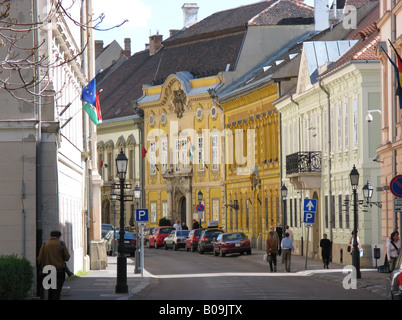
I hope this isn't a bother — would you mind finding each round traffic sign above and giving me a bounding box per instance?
[390,175,402,198]
[196,203,205,212]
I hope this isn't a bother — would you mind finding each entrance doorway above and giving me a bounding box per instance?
[178,196,186,225]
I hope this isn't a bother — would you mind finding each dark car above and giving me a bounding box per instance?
[213,232,251,257]
[386,251,402,300]
[198,228,224,254]
[105,231,136,257]
[164,230,190,250]
[148,226,175,248]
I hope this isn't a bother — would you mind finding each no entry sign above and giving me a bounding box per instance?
[390,175,402,198]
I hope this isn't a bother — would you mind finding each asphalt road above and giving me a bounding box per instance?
[130,246,385,301]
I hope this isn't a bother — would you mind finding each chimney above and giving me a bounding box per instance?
[95,40,104,58]
[182,3,199,28]
[149,33,163,55]
[314,0,330,31]
[123,38,131,57]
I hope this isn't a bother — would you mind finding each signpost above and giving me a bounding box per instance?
[196,203,205,227]
[136,209,149,276]
[303,199,317,269]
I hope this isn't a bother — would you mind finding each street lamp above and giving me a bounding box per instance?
[110,190,117,256]
[349,165,361,279]
[363,181,382,208]
[134,184,141,274]
[281,184,288,231]
[115,149,128,293]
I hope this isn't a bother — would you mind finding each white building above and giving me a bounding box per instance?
[0,0,102,295]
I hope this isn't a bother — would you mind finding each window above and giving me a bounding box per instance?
[338,194,343,229]
[353,98,358,146]
[330,106,334,152]
[175,139,180,172]
[323,109,328,154]
[161,139,168,173]
[150,142,156,175]
[337,105,342,150]
[212,199,219,222]
[345,194,350,229]
[212,135,219,171]
[150,201,157,223]
[198,136,204,171]
[344,102,349,149]
[180,138,188,168]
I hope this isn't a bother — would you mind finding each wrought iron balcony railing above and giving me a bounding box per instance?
[286,151,322,176]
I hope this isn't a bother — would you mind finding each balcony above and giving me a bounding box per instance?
[285,151,321,189]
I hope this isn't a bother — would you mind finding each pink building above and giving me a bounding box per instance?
[377,0,402,240]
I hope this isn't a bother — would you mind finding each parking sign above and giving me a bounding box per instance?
[136,209,149,222]
[303,199,317,224]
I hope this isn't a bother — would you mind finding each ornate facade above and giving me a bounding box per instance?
[138,72,226,228]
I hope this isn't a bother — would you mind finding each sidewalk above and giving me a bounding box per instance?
[62,256,150,300]
[61,250,389,300]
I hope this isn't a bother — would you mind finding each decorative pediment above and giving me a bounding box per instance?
[160,76,190,119]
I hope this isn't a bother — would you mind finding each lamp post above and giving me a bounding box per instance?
[115,149,129,293]
[134,184,141,274]
[363,181,382,208]
[349,165,361,279]
[281,184,288,233]
[110,190,117,256]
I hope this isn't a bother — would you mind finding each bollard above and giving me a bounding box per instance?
[340,248,343,264]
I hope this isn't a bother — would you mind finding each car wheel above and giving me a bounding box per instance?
[246,249,252,255]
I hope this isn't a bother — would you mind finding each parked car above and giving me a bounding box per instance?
[102,223,114,239]
[148,226,175,248]
[185,228,206,252]
[213,232,251,257]
[386,251,402,300]
[164,230,190,250]
[105,231,136,257]
[198,228,224,254]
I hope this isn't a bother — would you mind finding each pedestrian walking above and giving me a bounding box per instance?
[285,225,293,241]
[266,231,278,272]
[281,232,295,272]
[181,221,188,230]
[320,233,332,269]
[275,223,283,257]
[37,230,71,300]
[387,231,400,272]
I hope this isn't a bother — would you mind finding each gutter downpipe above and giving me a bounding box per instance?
[290,94,304,256]
[81,0,90,259]
[318,80,333,243]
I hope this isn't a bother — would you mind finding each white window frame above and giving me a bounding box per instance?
[211,135,219,171]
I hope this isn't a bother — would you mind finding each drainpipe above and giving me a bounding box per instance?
[318,80,333,243]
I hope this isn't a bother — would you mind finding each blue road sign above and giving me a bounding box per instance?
[136,209,149,222]
[303,199,317,224]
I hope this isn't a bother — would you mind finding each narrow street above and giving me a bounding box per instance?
[129,247,386,300]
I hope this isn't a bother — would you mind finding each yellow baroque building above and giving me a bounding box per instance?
[137,72,226,229]
[218,83,281,248]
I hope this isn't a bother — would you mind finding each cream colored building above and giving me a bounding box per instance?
[275,33,382,267]
[97,116,144,229]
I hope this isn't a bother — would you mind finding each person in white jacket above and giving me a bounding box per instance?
[387,231,400,271]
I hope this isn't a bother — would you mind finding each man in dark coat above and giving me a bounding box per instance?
[320,233,332,269]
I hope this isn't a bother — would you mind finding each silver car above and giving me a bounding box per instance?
[164,230,190,250]
[386,251,402,300]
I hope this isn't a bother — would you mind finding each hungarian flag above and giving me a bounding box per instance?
[81,76,103,125]
[100,161,108,168]
[388,40,402,96]
[381,44,402,109]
